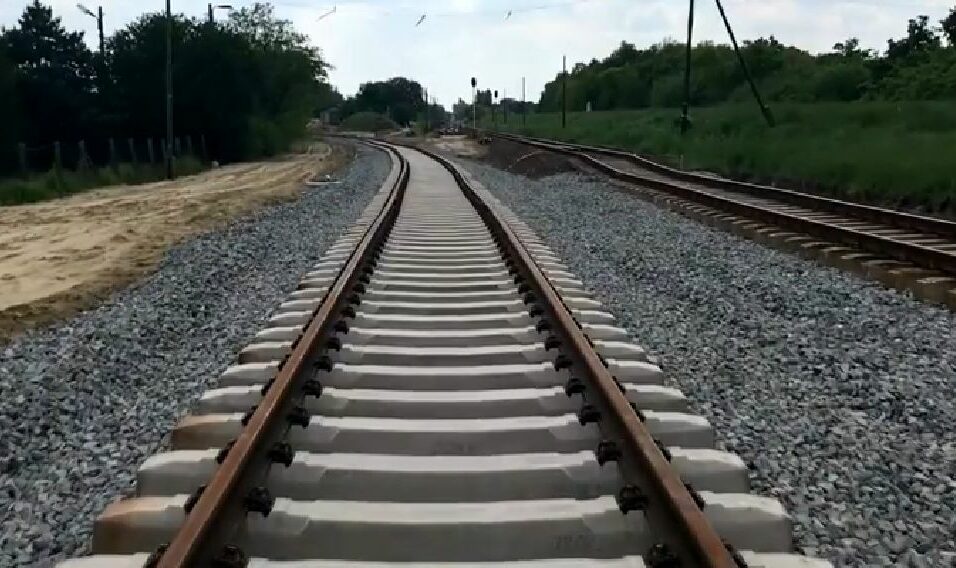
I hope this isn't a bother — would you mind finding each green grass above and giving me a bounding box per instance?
[488,102,956,214]
[0,157,205,206]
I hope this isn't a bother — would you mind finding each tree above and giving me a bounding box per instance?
[832,38,872,59]
[0,46,19,173]
[740,36,786,79]
[886,15,941,60]
[108,13,193,141]
[0,1,95,144]
[942,7,956,46]
[476,88,492,106]
[314,82,343,114]
[108,4,328,162]
[342,77,425,126]
[813,62,871,101]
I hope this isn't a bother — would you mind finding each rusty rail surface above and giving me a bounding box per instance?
[411,142,738,568]
[487,131,956,276]
[155,142,410,567]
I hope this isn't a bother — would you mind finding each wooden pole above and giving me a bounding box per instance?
[680,0,696,135]
[165,0,174,179]
[109,137,118,167]
[17,143,27,175]
[561,55,567,129]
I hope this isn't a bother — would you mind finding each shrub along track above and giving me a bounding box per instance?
[61,142,829,567]
[485,132,956,310]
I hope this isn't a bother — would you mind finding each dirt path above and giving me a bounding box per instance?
[0,142,351,340]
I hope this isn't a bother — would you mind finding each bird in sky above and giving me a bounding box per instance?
[317,5,336,21]
[505,10,512,20]
[415,14,426,26]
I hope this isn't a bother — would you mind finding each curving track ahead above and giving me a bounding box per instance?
[487,132,956,307]
[61,143,829,568]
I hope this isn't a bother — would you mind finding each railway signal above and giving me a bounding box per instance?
[471,77,477,132]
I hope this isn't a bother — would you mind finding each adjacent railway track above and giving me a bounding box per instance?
[487,132,956,307]
[63,142,828,568]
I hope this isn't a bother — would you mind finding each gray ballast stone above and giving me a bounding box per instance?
[0,144,391,567]
[61,554,834,568]
[455,159,956,567]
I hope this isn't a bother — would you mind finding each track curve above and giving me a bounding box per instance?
[488,132,956,282]
[60,142,830,568]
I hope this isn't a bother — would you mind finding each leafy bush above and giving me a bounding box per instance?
[0,157,205,205]
[340,111,398,133]
[813,63,871,101]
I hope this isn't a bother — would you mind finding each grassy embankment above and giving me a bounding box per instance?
[0,157,205,206]
[489,102,956,215]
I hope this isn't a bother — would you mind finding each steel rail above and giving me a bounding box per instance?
[493,131,956,238]
[155,142,409,567]
[409,142,738,568]
[487,131,956,275]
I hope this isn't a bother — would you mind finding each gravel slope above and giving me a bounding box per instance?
[458,160,956,568]
[0,144,389,567]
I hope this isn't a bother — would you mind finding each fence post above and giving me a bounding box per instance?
[200,134,208,161]
[53,141,63,190]
[147,138,156,164]
[53,141,62,172]
[78,140,90,170]
[108,137,118,167]
[185,135,194,157]
[18,143,27,175]
[128,138,138,165]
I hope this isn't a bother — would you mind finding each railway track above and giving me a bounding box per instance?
[488,132,956,308]
[62,142,829,568]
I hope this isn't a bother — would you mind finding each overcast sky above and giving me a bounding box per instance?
[2,0,954,106]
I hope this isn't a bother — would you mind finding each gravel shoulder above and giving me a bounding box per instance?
[0,143,388,567]
[457,159,956,568]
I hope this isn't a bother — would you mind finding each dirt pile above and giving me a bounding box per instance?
[0,142,350,340]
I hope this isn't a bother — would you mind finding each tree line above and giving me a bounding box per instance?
[0,1,335,176]
[538,8,956,112]
[334,76,446,127]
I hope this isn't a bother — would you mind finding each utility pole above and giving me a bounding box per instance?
[207,4,234,24]
[503,88,508,125]
[561,55,567,129]
[522,76,526,126]
[97,6,104,54]
[714,0,775,127]
[471,77,477,133]
[165,0,174,179]
[206,2,232,24]
[76,4,104,54]
[680,0,695,135]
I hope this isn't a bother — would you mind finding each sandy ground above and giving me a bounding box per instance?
[0,142,351,340]
[427,135,487,159]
